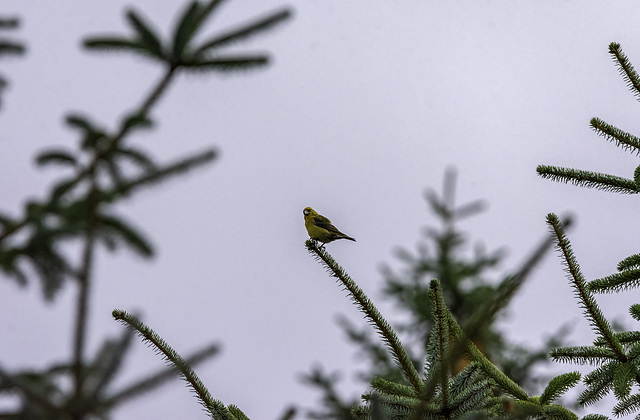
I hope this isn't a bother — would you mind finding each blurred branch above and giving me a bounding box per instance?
[112,310,228,416]
[0,15,26,109]
[0,365,64,415]
[101,342,220,409]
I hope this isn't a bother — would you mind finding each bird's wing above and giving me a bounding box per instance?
[312,214,335,230]
[314,215,349,236]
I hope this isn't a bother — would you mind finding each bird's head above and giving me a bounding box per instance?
[303,207,317,218]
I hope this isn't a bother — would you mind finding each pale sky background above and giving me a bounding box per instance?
[2,1,640,419]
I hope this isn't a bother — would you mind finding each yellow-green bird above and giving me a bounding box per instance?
[303,207,356,244]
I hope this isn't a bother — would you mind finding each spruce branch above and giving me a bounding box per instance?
[0,15,26,108]
[72,179,100,403]
[136,65,176,119]
[277,407,297,420]
[370,377,416,399]
[0,365,65,415]
[0,211,26,244]
[445,304,529,401]
[590,118,640,156]
[587,269,640,294]
[181,56,269,72]
[0,18,19,29]
[114,146,157,172]
[124,9,164,60]
[539,372,581,405]
[84,329,135,403]
[594,332,640,347]
[612,393,640,417]
[77,65,175,166]
[0,39,24,55]
[448,362,482,398]
[112,309,234,419]
[579,362,618,407]
[618,253,640,271]
[430,278,450,410]
[195,8,292,53]
[228,405,250,420]
[100,342,220,409]
[463,215,572,344]
[546,213,625,357]
[0,65,179,249]
[536,165,638,194]
[628,342,640,360]
[360,391,424,414]
[102,148,217,202]
[305,240,423,394]
[550,346,618,366]
[612,363,635,400]
[581,415,610,420]
[84,0,291,74]
[300,366,356,419]
[416,280,529,419]
[609,42,640,103]
[82,37,157,57]
[171,1,218,61]
[434,298,528,403]
[504,399,543,418]
[539,404,579,420]
[448,377,494,417]
[415,330,441,414]
[36,149,79,168]
[97,213,154,257]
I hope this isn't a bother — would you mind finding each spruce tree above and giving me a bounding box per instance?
[6,3,640,417]
[302,168,569,419]
[0,2,290,418]
[536,42,640,419]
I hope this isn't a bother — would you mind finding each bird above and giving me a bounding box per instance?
[303,207,356,244]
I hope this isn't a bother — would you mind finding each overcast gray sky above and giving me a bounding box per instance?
[2,1,640,418]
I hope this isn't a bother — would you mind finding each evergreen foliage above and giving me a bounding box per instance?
[112,310,236,419]
[537,43,640,195]
[302,170,570,419]
[298,42,640,419]
[0,15,25,108]
[300,218,578,419]
[535,42,640,419]
[305,239,423,394]
[4,2,640,418]
[0,1,290,418]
